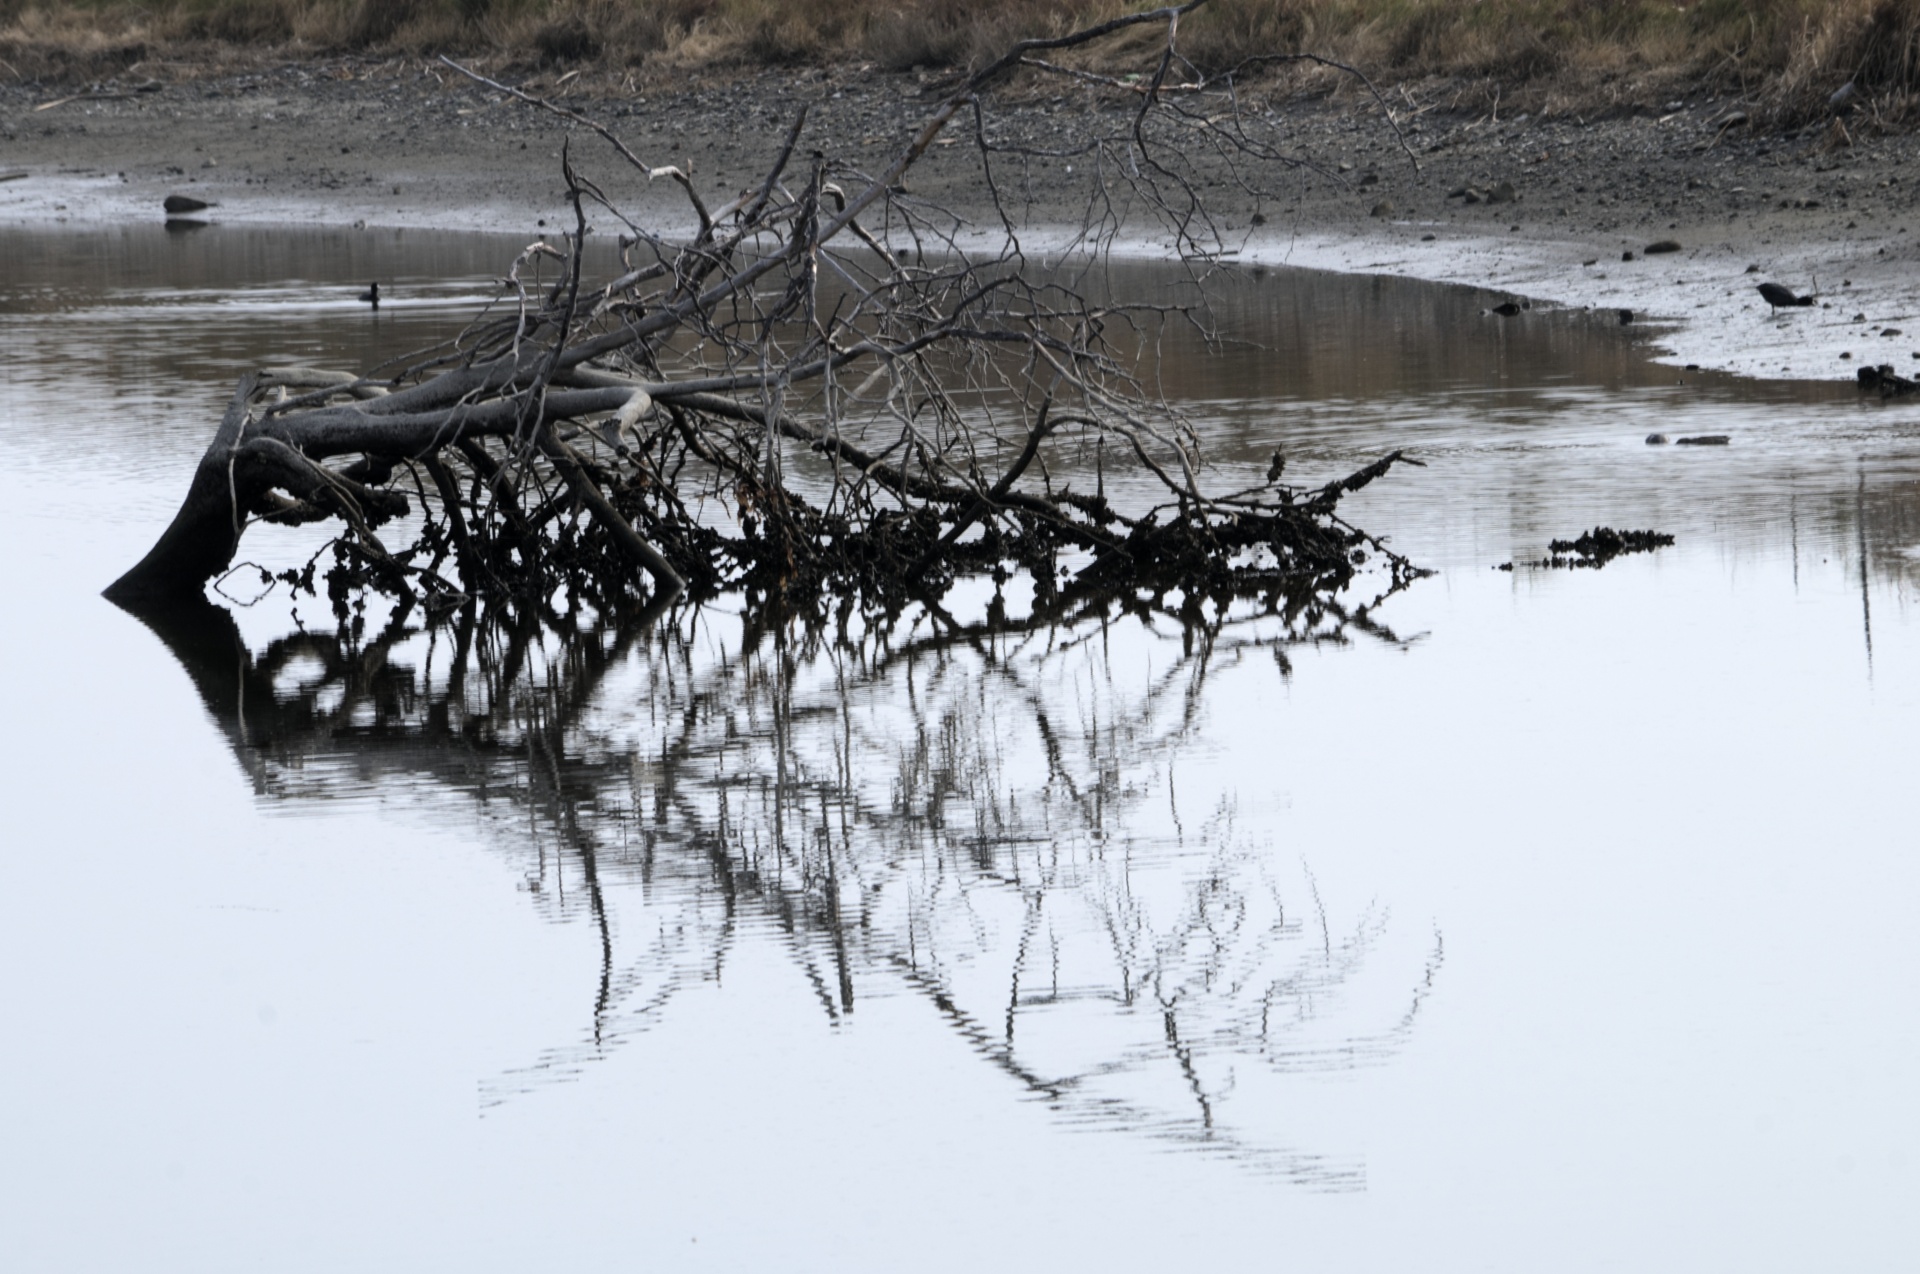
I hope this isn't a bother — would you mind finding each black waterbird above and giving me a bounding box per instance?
[1757,282,1814,313]
[358,282,380,308]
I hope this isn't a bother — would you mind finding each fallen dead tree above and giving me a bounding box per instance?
[106,1,1424,619]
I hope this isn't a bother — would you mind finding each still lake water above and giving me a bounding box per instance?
[2,224,1917,1271]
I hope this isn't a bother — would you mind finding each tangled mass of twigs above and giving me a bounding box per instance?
[108,1,1425,621]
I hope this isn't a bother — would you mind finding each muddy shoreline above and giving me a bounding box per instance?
[6,55,1918,382]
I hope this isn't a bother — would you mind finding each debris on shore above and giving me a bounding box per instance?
[1857,363,1919,397]
[1496,527,1675,571]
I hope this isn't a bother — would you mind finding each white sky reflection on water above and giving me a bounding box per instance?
[1,225,1917,1272]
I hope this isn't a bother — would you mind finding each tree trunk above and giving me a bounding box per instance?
[103,374,258,603]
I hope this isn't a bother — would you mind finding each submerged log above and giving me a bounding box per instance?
[105,370,417,602]
[106,375,259,602]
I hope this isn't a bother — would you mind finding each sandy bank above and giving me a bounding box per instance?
[5,57,1917,384]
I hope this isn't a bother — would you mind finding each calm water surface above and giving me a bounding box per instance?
[2,225,1917,1272]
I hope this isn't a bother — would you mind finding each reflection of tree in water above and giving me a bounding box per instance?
[131,580,1442,1186]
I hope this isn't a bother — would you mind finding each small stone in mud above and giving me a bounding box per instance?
[1883,328,1903,337]
[1675,435,1731,446]
[1622,250,1636,261]
[1582,258,1597,266]
[1745,263,1760,273]
[1421,233,1435,241]
[1370,201,1393,217]
[1619,309,1634,324]
[161,193,209,214]
[1645,239,1682,254]
[1646,433,1670,445]
[1250,212,1266,226]
[1841,352,1853,359]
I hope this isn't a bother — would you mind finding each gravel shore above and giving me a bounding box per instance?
[6,55,1917,382]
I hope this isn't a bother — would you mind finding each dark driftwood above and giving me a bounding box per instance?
[108,0,1424,618]
[107,376,259,602]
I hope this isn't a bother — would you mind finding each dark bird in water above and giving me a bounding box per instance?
[1266,448,1287,483]
[1618,309,1634,325]
[1485,300,1521,317]
[1757,281,1814,312]
[358,282,380,308]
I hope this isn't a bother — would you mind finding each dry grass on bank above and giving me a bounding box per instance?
[3,0,1919,123]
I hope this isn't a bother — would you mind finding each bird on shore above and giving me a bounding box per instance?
[1757,281,1814,313]
[358,282,380,309]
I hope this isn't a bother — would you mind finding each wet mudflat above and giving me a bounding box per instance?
[2,224,1917,1271]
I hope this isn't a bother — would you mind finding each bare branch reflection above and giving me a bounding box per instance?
[126,577,1441,1186]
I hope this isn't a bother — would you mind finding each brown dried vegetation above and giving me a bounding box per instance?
[6,0,1920,124]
